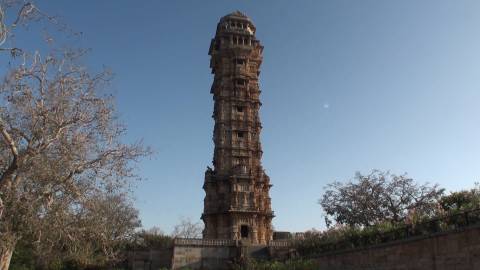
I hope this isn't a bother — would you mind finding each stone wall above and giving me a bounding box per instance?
[312,225,480,270]
[171,239,237,270]
[126,238,291,270]
[127,248,172,270]
[170,239,292,270]
[129,227,480,269]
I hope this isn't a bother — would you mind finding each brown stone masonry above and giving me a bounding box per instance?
[312,225,480,269]
[201,11,274,245]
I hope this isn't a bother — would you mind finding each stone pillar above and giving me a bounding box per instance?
[232,217,239,240]
[252,229,258,244]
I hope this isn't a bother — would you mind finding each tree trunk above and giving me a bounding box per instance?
[0,197,3,219]
[0,247,13,270]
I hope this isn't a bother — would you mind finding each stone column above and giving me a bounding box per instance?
[232,217,239,240]
[252,229,258,244]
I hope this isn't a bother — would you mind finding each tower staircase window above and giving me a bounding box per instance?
[235,79,247,86]
[241,225,249,238]
[234,59,245,65]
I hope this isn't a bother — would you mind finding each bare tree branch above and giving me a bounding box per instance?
[0,119,19,188]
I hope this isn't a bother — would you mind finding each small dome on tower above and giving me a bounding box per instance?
[217,11,256,35]
[220,10,253,23]
[227,10,248,18]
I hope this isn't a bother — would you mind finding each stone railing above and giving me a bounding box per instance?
[174,238,292,248]
[269,240,292,247]
[174,238,236,247]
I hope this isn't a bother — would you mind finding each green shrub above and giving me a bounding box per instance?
[233,259,316,270]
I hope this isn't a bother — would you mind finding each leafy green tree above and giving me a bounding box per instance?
[8,241,35,270]
[439,184,480,212]
[130,227,173,250]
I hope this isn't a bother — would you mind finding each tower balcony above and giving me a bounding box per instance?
[228,206,260,213]
[219,27,255,36]
[232,164,249,176]
[233,66,250,76]
[231,141,262,152]
[232,114,255,123]
[223,43,257,53]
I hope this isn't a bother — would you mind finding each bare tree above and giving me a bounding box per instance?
[0,2,150,269]
[172,218,203,239]
[146,226,165,236]
[1,1,73,55]
[320,170,444,227]
[0,48,149,270]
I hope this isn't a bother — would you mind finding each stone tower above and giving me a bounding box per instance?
[201,11,274,245]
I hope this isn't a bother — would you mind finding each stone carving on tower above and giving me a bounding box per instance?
[201,11,274,245]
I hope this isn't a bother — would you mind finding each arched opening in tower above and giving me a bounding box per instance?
[240,225,249,239]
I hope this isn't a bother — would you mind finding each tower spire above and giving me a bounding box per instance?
[202,12,273,245]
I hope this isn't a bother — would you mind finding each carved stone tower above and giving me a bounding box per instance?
[201,11,274,245]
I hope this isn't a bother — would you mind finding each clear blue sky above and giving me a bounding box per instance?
[20,0,480,232]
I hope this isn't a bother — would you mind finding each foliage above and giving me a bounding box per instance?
[296,206,480,257]
[301,180,480,256]
[295,222,404,256]
[8,193,141,269]
[320,170,444,227]
[129,227,174,251]
[439,184,480,213]
[232,259,316,270]
[8,241,34,270]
